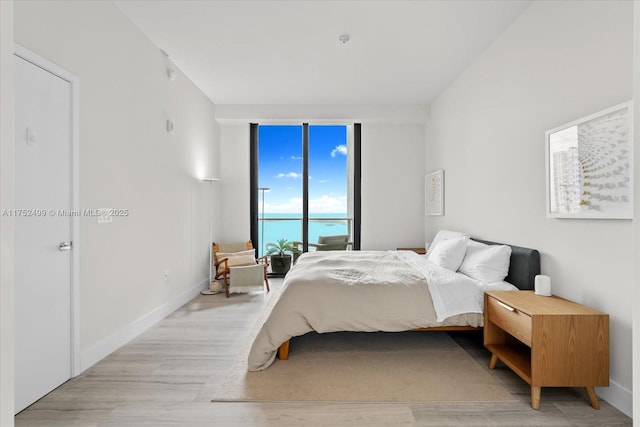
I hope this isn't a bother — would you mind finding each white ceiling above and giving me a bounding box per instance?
[114,0,531,105]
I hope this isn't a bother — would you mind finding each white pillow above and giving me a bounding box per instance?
[429,230,469,254]
[459,241,511,283]
[427,236,468,271]
[463,239,487,256]
[477,281,518,292]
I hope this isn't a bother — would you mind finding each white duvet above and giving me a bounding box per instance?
[247,250,516,371]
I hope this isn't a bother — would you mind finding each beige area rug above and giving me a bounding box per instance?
[212,292,515,403]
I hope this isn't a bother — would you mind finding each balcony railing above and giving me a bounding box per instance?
[257,216,352,257]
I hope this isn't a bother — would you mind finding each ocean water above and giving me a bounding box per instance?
[257,213,350,256]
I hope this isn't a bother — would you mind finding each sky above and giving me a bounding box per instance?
[258,125,347,214]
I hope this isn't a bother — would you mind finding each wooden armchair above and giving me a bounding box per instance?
[310,235,351,251]
[292,235,351,264]
[213,241,270,298]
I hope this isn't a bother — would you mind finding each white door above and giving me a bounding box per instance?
[14,54,73,413]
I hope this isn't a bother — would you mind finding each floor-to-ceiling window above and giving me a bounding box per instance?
[250,123,361,257]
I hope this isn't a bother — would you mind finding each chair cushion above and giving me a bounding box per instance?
[317,235,348,244]
[316,235,349,250]
[216,249,256,274]
[217,242,251,253]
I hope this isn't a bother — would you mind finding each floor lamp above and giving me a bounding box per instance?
[258,187,270,257]
[202,177,220,295]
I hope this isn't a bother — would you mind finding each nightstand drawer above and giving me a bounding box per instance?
[487,295,532,346]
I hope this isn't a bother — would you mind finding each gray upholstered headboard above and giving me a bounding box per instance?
[472,239,540,290]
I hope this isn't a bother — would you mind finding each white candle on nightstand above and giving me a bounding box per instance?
[534,275,551,296]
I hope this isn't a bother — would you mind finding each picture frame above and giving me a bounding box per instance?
[425,169,444,216]
[545,101,633,219]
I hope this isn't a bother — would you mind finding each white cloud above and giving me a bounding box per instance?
[264,194,346,214]
[264,198,303,213]
[330,144,347,158]
[274,172,311,180]
[319,179,330,184]
[275,172,301,179]
[290,156,302,160]
[309,194,347,213]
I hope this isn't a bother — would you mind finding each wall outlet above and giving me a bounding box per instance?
[162,270,169,281]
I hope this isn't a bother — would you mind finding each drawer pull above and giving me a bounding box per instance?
[496,300,516,312]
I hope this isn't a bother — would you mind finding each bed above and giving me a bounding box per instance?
[247,236,540,371]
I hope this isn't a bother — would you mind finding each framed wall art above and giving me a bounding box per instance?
[546,102,633,219]
[425,169,444,216]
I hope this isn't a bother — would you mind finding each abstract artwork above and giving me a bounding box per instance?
[546,102,633,219]
[425,170,444,216]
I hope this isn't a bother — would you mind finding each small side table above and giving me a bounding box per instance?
[484,290,609,409]
[397,247,426,255]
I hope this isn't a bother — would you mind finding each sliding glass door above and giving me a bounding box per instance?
[251,123,360,257]
[308,125,351,253]
[255,125,304,257]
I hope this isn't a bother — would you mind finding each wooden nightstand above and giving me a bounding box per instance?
[396,247,426,254]
[484,290,609,410]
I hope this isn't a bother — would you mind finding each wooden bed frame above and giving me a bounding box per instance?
[277,326,479,360]
[276,239,540,361]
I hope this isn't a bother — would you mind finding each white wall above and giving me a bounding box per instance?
[217,105,426,249]
[425,1,633,415]
[633,2,640,423]
[215,104,428,125]
[14,1,219,369]
[0,1,15,425]
[361,124,425,250]
[219,123,251,242]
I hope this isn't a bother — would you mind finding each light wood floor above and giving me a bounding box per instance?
[16,279,632,426]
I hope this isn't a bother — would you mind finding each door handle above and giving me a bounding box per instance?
[58,241,72,251]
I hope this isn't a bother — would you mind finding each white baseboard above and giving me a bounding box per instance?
[597,380,632,418]
[80,279,208,372]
